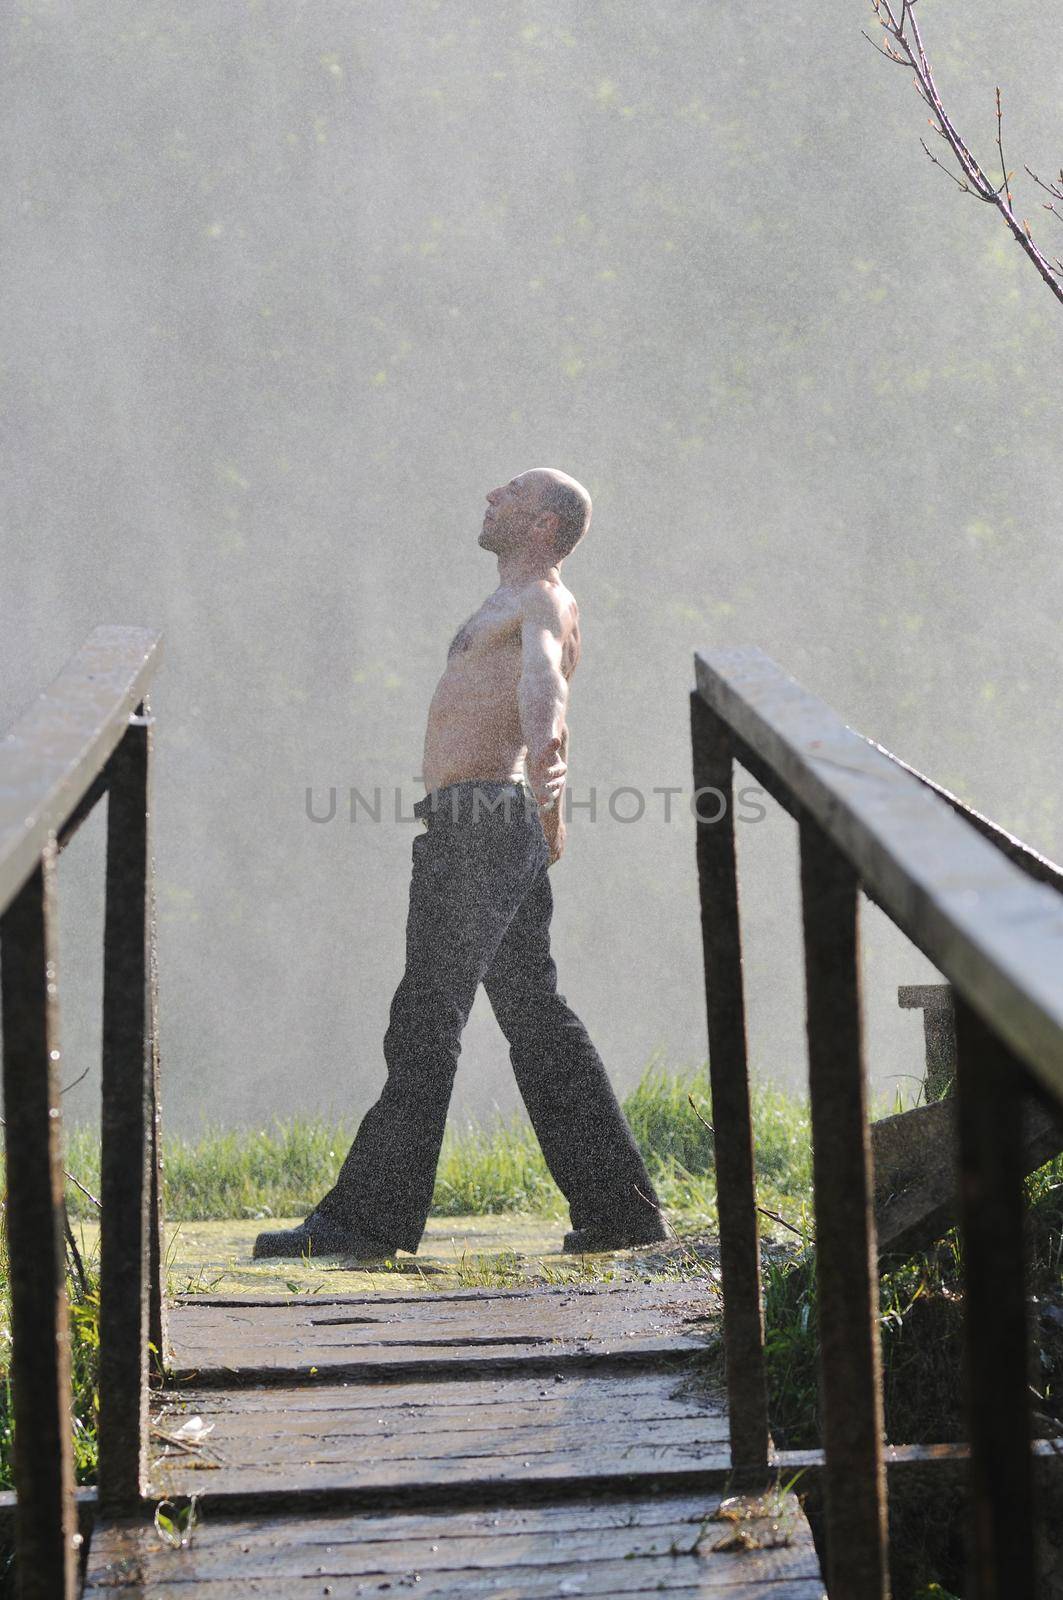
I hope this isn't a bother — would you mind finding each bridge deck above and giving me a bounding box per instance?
[84,1282,826,1597]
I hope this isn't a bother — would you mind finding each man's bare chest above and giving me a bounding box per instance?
[447,595,521,662]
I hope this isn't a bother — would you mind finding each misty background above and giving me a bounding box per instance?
[2,1,1060,1136]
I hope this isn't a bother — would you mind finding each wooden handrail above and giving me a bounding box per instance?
[694,646,1063,1098]
[0,626,164,1598]
[862,734,1063,898]
[0,627,162,912]
[691,645,1059,1600]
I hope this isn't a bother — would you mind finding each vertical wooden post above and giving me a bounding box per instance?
[145,717,167,1379]
[954,996,1035,1600]
[98,710,153,1513]
[690,691,769,1470]
[799,820,889,1600]
[0,841,80,1600]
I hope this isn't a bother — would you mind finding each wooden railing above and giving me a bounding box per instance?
[0,626,165,1600]
[691,646,1063,1600]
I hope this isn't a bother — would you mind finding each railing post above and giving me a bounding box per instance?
[954,996,1036,1600]
[0,840,80,1600]
[799,819,889,1600]
[98,706,154,1513]
[147,787,167,1379]
[690,690,769,1470]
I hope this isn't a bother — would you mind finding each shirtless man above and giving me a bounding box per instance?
[423,467,580,859]
[254,468,666,1262]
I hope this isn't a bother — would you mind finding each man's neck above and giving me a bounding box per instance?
[495,552,562,588]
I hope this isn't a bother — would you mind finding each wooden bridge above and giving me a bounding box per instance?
[2,627,1062,1598]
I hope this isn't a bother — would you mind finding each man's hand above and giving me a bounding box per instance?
[541,802,567,866]
[528,734,567,809]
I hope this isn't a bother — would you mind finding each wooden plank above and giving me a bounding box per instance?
[171,1280,715,1318]
[146,1369,731,1500]
[173,1281,716,1310]
[86,1491,826,1596]
[164,1282,715,1383]
[83,1555,825,1597]
[694,647,1063,1099]
[0,842,79,1600]
[872,1088,1062,1256]
[150,1368,720,1426]
[0,625,163,911]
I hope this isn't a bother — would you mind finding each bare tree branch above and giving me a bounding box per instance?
[866,0,1063,306]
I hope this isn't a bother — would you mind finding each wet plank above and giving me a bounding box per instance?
[86,1490,826,1596]
[147,1369,730,1502]
[166,1281,715,1384]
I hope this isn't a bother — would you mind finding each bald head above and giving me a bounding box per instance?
[524,468,593,562]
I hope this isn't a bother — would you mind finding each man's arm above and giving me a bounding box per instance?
[518,581,569,826]
[538,722,568,866]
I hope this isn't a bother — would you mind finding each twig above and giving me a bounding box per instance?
[686,1095,812,1243]
[631,1182,720,1279]
[995,87,1013,209]
[866,0,1063,305]
[65,1171,102,1210]
[0,1113,101,1210]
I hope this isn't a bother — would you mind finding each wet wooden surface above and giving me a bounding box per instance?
[87,1490,826,1596]
[147,1369,731,1503]
[85,1281,826,1596]
[165,1281,716,1384]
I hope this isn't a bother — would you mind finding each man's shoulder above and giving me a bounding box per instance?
[518,577,578,629]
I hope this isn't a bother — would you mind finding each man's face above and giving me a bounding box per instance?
[479,472,545,554]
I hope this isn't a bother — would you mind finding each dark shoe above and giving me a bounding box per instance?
[562,1212,669,1254]
[252,1207,395,1261]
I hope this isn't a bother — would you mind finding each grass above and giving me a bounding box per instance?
[0,1219,101,1496]
[55,1053,818,1240]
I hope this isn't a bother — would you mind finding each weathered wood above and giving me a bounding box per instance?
[98,712,153,1513]
[147,1368,730,1500]
[695,647,1063,1099]
[86,1490,826,1596]
[151,1368,721,1426]
[147,1428,733,1502]
[175,1282,705,1308]
[689,692,769,1470]
[955,996,1036,1600]
[799,822,888,1600]
[872,1087,1063,1256]
[84,1554,825,1596]
[54,767,110,853]
[164,1281,716,1384]
[865,735,1063,896]
[0,842,79,1600]
[0,626,163,912]
[9,1439,1063,1545]
[146,757,166,1379]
